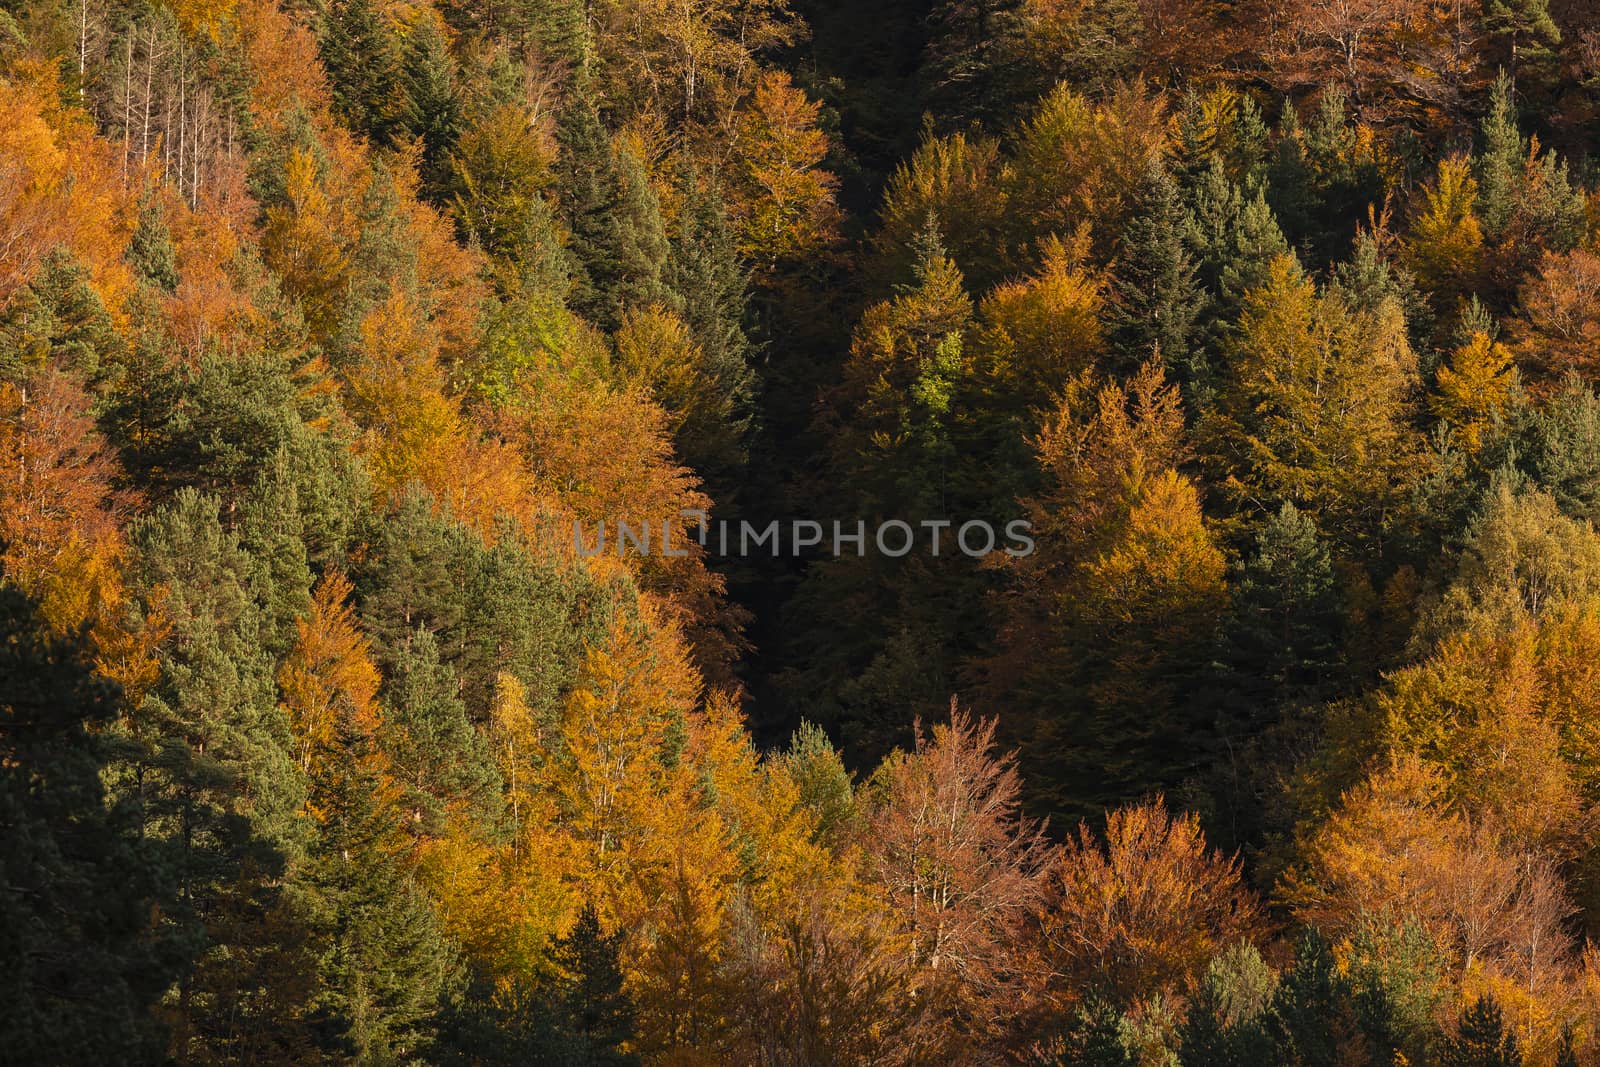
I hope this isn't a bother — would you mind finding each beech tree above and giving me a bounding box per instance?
[866,702,1052,1052]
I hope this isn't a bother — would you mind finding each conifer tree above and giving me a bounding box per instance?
[303,715,461,1060]
[1218,503,1342,722]
[1477,74,1524,241]
[1482,0,1560,86]
[1438,997,1521,1067]
[549,904,639,1063]
[0,248,123,383]
[380,625,501,834]
[1109,156,1206,394]
[122,489,316,1057]
[554,77,624,328]
[401,14,462,201]
[318,0,408,148]
[665,173,757,488]
[611,147,672,317]
[1267,930,1351,1067]
[128,197,179,293]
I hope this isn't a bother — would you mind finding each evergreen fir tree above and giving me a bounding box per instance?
[304,716,462,1060]
[1438,997,1521,1067]
[551,903,638,1062]
[401,15,462,201]
[380,626,502,833]
[611,147,673,315]
[665,172,758,489]
[1109,156,1206,394]
[458,520,604,719]
[122,489,317,1056]
[1522,380,1600,524]
[1217,193,1291,315]
[1056,996,1135,1067]
[318,0,408,148]
[356,488,479,669]
[238,449,315,661]
[1268,930,1349,1067]
[554,77,624,328]
[1477,73,1523,240]
[1229,504,1342,703]
[1482,0,1560,86]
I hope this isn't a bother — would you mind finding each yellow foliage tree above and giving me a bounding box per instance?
[261,146,353,344]
[729,70,841,285]
[1432,330,1518,451]
[1204,252,1419,544]
[973,232,1104,412]
[0,74,132,309]
[1407,155,1484,307]
[277,570,382,783]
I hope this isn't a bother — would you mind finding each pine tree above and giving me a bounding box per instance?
[1522,379,1600,524]
[1438,997,1521,1067]
[356,488,479,668]
[238,449,315,661]
[1216,192,1292,319]
[1109,156,1206,394]
[459,522,603,718]
[380,625,501,834]
[1482,0,1559,87]
[128,196,179,293]
[1224,503,1342,707]
[1057,997,1135,1066]
[1177,946,1277,1067]
[0,249,124,384]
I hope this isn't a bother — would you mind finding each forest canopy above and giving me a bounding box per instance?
[13,0,1600,1063]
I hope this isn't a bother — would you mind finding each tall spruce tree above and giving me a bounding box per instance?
[1438,997,1521,1067]
[554,77,624,328]
[612,147,672,316]
[401,15,463,202]
[128,197,180,293]
[1109,156,1206,395]
[379,625,501,834]
[303,715,462,1060]
[318,0,408,148]
[122,489,317,1058]
[665,174,758,490]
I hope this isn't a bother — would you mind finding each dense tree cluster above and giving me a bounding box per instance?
[14,0,1600,1062]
